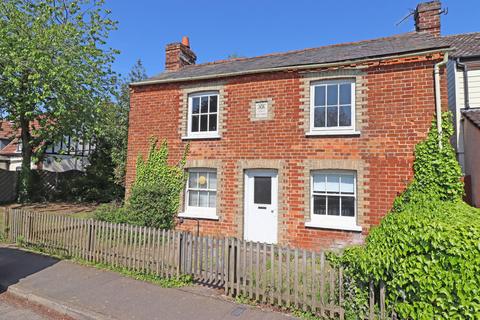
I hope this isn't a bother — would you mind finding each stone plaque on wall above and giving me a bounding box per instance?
[250,98,274,121]
[255,101,268,118]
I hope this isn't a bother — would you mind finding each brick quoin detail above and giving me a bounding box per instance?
[126,53,448,250]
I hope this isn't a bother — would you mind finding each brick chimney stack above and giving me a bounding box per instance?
[165,36,197,72]
[414,1,442,37]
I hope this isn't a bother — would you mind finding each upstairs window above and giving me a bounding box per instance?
[310,80,355,133]
[188,92,219,137]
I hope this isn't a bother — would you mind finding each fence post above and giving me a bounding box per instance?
[3,208,9,241]
[27,214,33,243]
[369,280,375,320]
[178,232,184,276]
[87,220,94,260]
[380,280,386,320]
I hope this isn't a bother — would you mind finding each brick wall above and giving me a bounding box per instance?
[415,1,441,37]
[126,52,447,250]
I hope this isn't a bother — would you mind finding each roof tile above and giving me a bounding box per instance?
[138,32,449,84]
[441,32,480,58]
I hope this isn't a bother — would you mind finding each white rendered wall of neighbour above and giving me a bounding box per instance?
[6,157,23,171]
[448,61,480,171]
[40,155,89,172]
[5,155,88,172]
[456,69,480,108]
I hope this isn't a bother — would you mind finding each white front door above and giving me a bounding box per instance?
[244,169,278,243]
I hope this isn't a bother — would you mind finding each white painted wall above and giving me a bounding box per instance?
[447,60,480,171]
[40,155,89,172]
[456,69,480,109]
[0,155,88,172]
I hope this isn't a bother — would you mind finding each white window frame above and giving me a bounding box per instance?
[179,168,219,220]
[308,79,357,136]
[186,91,220,139]
[305,170,361,231]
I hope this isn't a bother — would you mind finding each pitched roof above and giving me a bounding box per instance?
[0,141,19,156]
[441,32,480,58]
[0,120,15,139]
[463,108,480,129]
[135,32,450,85]
[0,121,19,156]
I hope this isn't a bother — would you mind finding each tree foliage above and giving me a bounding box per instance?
[329,113,478,319]
[51,60,147,203]
[0,0,118,201]
[110,59,147,186]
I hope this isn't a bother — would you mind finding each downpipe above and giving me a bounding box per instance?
[434,52,449,149]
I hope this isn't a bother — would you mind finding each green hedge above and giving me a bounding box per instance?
[333,200,480,319]
[95,139,188,229]
[329,113,479,319]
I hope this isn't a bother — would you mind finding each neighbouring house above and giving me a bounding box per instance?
[126,1,474,249]
[0,120,93,172]
[0,119,94,202]
[443,33,480,207]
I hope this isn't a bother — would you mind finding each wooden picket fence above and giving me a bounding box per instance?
[3,209,394,319]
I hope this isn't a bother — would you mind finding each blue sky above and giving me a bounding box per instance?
[106,0,480,79]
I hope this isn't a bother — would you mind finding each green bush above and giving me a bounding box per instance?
[393,112,463,211]
[330,113,479,319]
[94,203,129,224]
[334,201,480,319]
[95,138,188,229]
[128,181,175,229]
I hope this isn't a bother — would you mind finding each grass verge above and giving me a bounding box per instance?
[15,239,193,289]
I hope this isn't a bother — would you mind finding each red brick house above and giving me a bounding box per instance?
[126,1,466,249]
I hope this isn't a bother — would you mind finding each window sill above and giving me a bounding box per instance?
[178,212,219,221]
[305,221,362,232]
[306,131,361,137]
[181,134,221,140]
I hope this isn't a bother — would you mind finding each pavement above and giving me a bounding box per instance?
[0,246,294,320]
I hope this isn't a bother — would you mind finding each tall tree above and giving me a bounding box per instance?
[111,59,147,186]
[95,59,147,188]
[0,0,118,202]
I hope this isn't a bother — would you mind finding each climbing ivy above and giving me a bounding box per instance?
[329,112,480,319]
[393,112,464,211]
[95,138,189,230]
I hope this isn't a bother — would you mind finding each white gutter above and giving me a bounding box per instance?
[434,52,449,149]
[131,48,453,86]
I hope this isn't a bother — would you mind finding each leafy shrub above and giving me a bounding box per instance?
[330,113,479,319]
[127,181,175,229]
[95,138,188,229]
[63,139,124,202]
[393,112,463,211]
[94,203,129,224]
[335,201,480,319]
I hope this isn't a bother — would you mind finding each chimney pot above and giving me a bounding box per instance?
[414,1,442,37]
[181,36,190,47]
